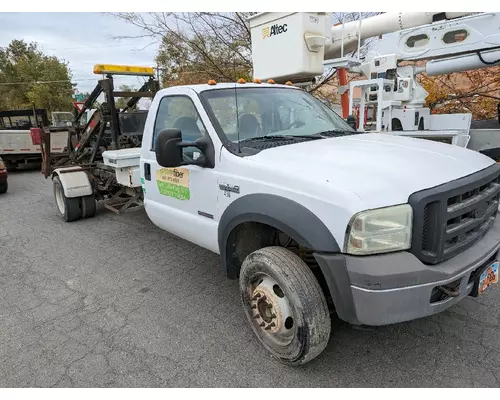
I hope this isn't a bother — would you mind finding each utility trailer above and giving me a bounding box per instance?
[39,64,159,218]
[0,108,68,170]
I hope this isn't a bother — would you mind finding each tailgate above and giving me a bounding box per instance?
[0,130,68,154]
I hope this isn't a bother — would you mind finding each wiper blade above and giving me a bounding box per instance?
[313,130,358,138]
[238,135,320,143]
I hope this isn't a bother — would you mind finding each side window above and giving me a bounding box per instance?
[152,96,206,158]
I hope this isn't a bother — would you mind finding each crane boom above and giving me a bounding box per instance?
[324,12,474,59]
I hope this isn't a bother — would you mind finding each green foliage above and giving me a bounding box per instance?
[0,39,74,112]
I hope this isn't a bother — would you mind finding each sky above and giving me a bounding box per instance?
[0,12,161,94]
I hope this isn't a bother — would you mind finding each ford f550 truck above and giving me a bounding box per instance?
[44,76,500,366]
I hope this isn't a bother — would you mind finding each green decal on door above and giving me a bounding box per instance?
[156,167,190,200]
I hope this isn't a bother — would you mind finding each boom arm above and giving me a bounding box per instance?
[324,12,474,59]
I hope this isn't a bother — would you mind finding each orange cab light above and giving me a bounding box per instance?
[285,81,293,86]
[237,78,246,84]
[253,78,262,84]
[208,79,217,85]
[267,79,275,84]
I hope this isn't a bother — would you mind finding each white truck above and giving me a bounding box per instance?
[0,108,68,170]
[49,78,500,366]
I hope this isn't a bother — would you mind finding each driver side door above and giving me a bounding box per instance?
[142,93,219,253]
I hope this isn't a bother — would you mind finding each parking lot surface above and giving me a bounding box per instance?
[1,170,500,387]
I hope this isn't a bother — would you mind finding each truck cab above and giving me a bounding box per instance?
[138,81,500,365]
[48,77,500,367]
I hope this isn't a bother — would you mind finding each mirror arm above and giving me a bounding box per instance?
[177,141,206,150]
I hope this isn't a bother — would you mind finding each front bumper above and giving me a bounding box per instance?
[314,216,500,326]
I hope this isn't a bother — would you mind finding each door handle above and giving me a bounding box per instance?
[144,163,151,181]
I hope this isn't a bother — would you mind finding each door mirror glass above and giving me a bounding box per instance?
[155,128,183,168]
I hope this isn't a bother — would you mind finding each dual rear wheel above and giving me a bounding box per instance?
[53,175,96,222]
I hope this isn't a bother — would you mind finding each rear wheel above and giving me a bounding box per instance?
[81,194,96,219]
[239,246,331,366]
[0,182,7,194]
[53,175,81,222]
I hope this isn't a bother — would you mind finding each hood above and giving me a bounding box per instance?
[246,133,495,208]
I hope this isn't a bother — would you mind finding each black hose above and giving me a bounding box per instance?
[476,50,500,65]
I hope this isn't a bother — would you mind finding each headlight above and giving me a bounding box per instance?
[344,204,413,255]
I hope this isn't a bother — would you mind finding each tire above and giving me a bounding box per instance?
[0,182,7,194]
[81,194,96,219]
[239,246,331,366]
[53,175,81,222]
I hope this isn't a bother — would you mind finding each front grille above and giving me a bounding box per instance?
[409,164,500,264]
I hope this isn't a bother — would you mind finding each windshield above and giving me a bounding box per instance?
[200,87,355,145]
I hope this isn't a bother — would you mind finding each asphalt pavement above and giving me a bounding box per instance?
[1,170,500,387]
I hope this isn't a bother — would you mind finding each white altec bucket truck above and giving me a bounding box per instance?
[45,13,500,366]
[251,12,500,155]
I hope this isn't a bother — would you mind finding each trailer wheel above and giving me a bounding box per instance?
[53,175,80,222]
[81,194,96,219]
[239,246,331,366]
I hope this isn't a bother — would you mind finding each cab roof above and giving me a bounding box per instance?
[168,82,301,93]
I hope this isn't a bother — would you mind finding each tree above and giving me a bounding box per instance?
[0,39,74,112]
[111,12,254,87]
[112,12,380,94]
[418,66,500,120]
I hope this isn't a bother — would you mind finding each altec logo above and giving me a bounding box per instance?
[262,24,288,39]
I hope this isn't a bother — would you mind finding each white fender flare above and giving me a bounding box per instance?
[52,166,93,198]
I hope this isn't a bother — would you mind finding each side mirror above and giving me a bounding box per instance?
[155,129,183,168]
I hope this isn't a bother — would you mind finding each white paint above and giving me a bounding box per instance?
[139,83,495,254]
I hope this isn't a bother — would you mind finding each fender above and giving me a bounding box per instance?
[218,193,340,278]
[52,167,93,198]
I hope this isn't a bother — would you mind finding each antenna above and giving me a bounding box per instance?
[235,82,241,153]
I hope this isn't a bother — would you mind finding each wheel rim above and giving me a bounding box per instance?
[55,183,65,215]
[247,274,296,347]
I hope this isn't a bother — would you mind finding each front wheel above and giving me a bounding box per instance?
[239,246,331,366]
[0,182,7,194]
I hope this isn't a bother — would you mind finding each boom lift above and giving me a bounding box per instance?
[39,64,159,216]
[249,12,500,156]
